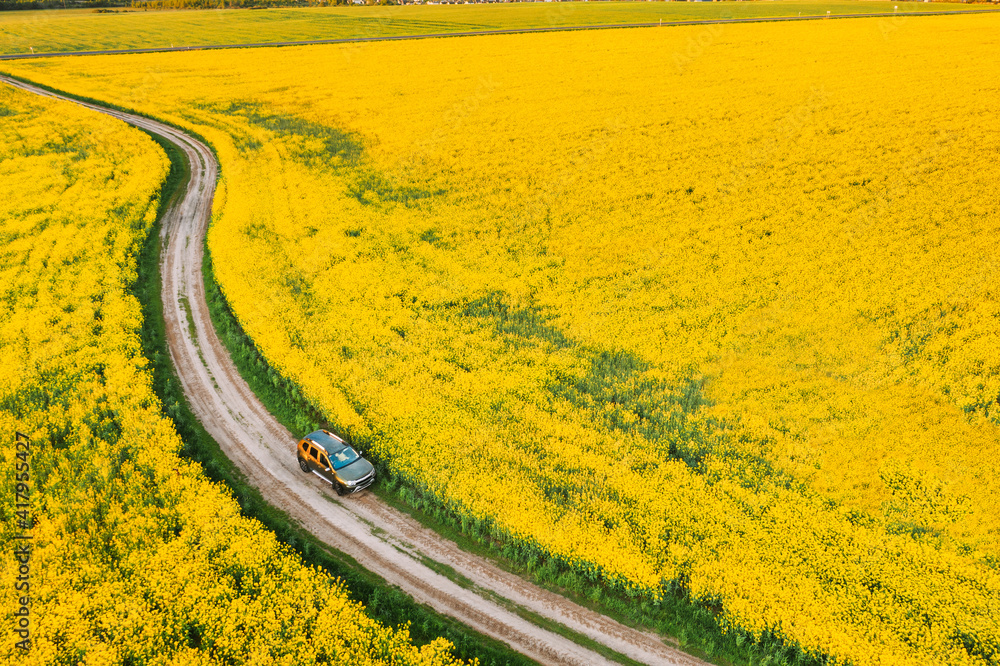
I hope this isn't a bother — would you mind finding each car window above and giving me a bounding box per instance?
[308,446,318,459]
[319,454,330,469]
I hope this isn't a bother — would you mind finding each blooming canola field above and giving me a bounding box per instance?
[0,82,467,665]
[0,1,975,55]
[5,12,999,665]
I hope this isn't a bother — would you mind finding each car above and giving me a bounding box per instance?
[296,429,375,496]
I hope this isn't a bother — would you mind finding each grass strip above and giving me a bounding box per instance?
[413,550,647,666]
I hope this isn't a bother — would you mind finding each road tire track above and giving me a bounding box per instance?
[0,73,707,666]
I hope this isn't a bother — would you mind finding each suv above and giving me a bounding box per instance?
[296,429,375,496]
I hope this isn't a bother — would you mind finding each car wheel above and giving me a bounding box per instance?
[298,457,309,473]
[334,480,346,497]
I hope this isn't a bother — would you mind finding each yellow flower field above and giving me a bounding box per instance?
[0,1,968,56]
[5,12,999,664]
[0,82,465,666]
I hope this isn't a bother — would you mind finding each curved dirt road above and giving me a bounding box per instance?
[1,74,707,666]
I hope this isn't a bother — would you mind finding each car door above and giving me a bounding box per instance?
[305,444,324,476]
[315,451,335,483]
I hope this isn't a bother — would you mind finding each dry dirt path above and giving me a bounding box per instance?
[1,74,709,666]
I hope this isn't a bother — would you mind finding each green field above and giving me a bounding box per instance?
[0,0,985,55]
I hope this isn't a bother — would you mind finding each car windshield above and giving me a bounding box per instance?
[330,447,359,470]
[305,430,360,469]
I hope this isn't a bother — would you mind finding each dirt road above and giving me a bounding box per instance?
[1,73,708,666]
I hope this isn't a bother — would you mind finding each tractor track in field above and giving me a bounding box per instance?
[0,73,707,666]
[0,7,998,61]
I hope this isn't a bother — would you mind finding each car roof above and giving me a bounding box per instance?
[305,430,347,453]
